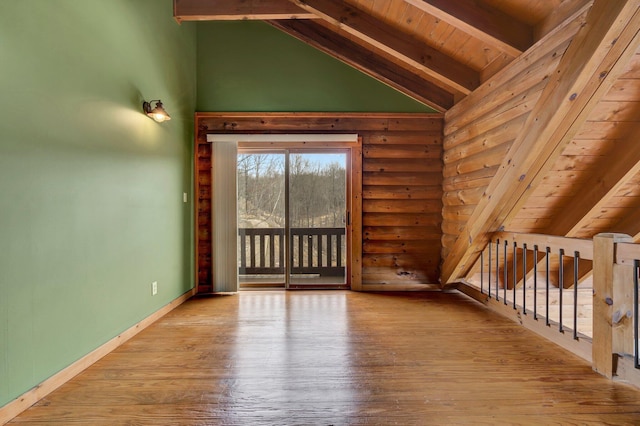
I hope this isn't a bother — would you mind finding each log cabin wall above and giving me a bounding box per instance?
[195,113,443,293]
[440,9,588,260]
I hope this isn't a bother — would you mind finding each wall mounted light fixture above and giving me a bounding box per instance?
[142,99,171,122]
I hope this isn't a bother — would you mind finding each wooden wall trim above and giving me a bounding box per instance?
[195,112,444,293]
[0,289,196,425]
[349,138,364,291]
[196,112,444,134]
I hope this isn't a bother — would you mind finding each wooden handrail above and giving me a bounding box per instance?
[616,241,640,265]
[492,231,593,260]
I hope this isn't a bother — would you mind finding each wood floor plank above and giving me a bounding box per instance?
[9,291,640,425]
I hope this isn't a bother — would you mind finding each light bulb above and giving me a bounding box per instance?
[153,113,167,122]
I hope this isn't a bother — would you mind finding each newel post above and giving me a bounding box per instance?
[592,233,634,378]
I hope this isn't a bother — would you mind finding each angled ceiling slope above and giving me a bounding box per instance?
[174,0,592,112]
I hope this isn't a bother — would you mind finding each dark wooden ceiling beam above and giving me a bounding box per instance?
[288,0,480,95]
[173,0,316,22]
[441,0,640,284]
[267,20,453,111]
[404,0,532,57]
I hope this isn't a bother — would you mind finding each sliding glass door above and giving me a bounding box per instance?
[237,151,286,286]
[237,150,347,289]
[288,152,346,287]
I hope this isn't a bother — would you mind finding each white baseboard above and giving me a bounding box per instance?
[0,288,196,425]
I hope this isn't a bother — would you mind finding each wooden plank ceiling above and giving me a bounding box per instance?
[176,0,640,286]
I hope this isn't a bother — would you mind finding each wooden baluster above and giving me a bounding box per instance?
[337,233,342,268]
[269,230,275,269]
[318,233,323,269]
[277,229,282,272]
[250,233,256,270]
[240,229,247,272]
[307,234,313,270]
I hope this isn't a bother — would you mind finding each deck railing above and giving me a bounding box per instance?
[238,228,285,275]
[461,232,640,386]
[238,227,345,276]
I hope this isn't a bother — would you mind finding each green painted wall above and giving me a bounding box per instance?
[0,0,196,407]
[197,21,434,112]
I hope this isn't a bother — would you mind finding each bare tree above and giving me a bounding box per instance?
[239,153,346,228]
[237,153,285,227]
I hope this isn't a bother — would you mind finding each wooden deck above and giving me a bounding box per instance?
[10,291,640,425]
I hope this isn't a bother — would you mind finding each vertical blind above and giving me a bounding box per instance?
[212,141,238,292]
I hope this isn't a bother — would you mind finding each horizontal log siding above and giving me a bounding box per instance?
[440,11,586,261]
[196,143,212,291]
[362,128,443,287]
[195,113,444,293]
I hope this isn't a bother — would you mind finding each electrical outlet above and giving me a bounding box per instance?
[152,281,158,296]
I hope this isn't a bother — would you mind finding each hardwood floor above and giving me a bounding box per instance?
[9,291,640,425]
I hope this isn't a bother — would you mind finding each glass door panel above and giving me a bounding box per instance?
[237,152,286,287]
[288,152,347,286]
